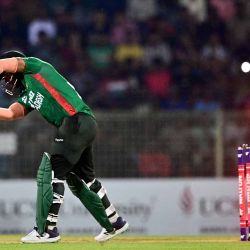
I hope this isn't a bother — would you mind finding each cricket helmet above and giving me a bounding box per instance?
[0,50,26,97]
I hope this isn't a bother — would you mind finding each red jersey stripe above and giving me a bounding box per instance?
[33,73,77,116]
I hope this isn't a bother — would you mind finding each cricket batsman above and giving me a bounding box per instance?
[0,50,129,243]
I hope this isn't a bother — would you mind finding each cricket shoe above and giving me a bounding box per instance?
[95,217,129,242]
[21,227,60,243]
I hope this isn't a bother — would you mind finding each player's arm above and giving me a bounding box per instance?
[0,58,26,74]
[0,102,28,120]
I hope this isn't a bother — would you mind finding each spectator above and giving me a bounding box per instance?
[85,10,110,44]
[173,33,199,65]
[57,30,85,75]
[210,0,235,21]
[44,0,71,15]
[91,66,135,109]
[68,58,99,100]
[127,0,158,21]
[114,33,144,63]
[201,33,229,61]
[160,86,188,110]
[171,32,200,102]
[31,31,58,66]
[193,86,221,112]
[179,0,207,22]
[117,58,149,109]
[28,6,57,47]
[173,6,198,37]
[110,11,139,45]
[87,34,113,70]
[1,0,250,180]
[70,0,96,27]
[172,63,196,104]
[144,59,172,103]
[0,0,249,113]
[197,5,227,44]
[143,33,172,67]
[227,1,250,47]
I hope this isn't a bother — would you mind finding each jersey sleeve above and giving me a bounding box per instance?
[23,57,44,74]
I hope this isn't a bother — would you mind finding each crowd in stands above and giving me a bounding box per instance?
[0,0,250,111]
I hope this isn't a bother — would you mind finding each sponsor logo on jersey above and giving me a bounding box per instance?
[25,90,44,110]
[22,96,27,104]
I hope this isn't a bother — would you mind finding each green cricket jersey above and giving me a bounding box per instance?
[17,57,94,127]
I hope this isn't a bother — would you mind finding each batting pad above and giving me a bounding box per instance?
[66,172,113,232]
[36,152,53,235]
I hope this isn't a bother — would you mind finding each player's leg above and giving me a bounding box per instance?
[44,154,68,234]
[21,152,62,243]
[22,113,113,243]
[21,113,118,243]
[46,153,114,236]
[21,152,113,244]
[51,113,113,232]
[66,172,114,232]
[89,179,129,242]
[73,146,129,242]
[58,114,113,232]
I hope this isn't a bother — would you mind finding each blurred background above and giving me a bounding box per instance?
[0,0,249,235]
[0,0,250,178]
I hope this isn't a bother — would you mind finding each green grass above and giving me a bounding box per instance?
[0,235,250,250]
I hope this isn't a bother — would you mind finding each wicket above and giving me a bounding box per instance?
[237,144,250,241]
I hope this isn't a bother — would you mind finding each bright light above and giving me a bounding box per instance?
[241,61,250,73]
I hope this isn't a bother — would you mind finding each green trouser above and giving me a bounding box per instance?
[36,113,113,235]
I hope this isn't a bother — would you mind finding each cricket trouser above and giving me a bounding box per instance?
[43,113,114,232]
